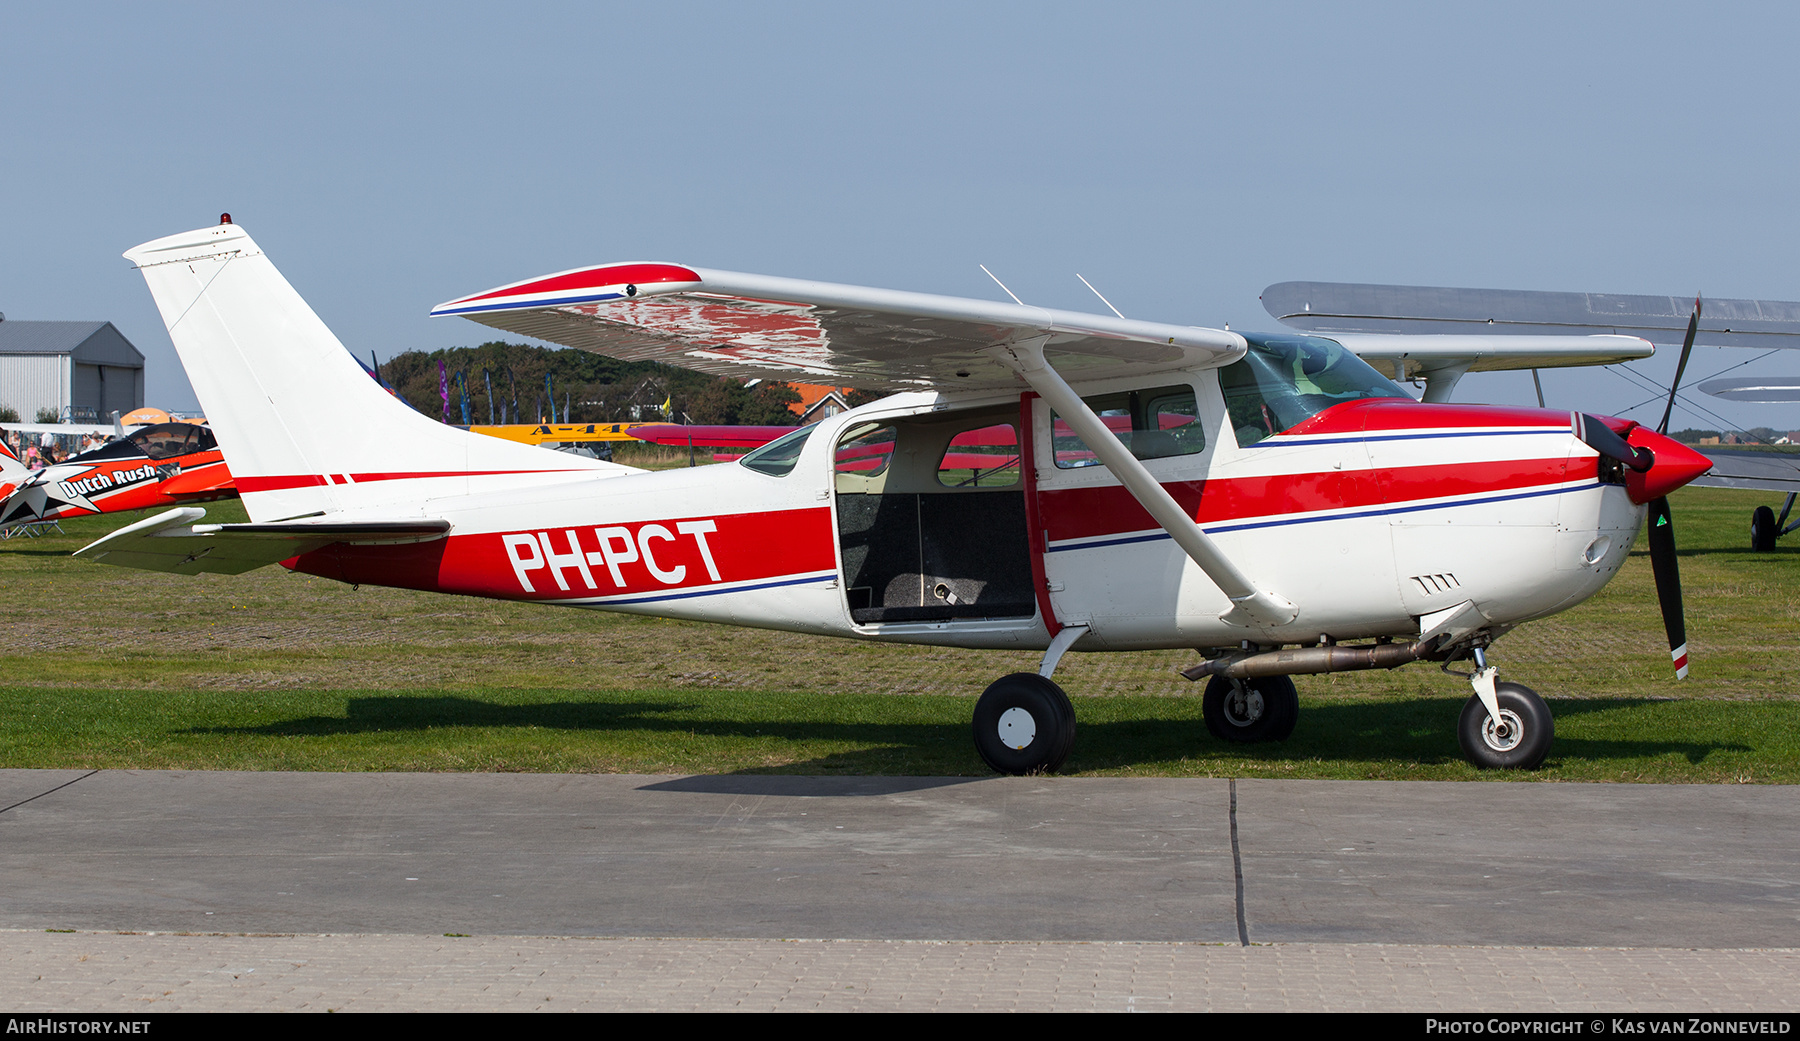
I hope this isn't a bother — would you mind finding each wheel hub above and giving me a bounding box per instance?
[997,707,1037,750]
[1224,688,1265,727]
[1481,708,1525,752]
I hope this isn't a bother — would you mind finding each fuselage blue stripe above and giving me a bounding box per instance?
[578,571,837,606]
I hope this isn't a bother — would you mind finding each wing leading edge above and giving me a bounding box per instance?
[432,265,1246,392]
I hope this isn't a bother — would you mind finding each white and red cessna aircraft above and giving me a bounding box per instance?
[81,219,1711,772]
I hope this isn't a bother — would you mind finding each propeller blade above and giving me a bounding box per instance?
[1572,412,1654,472]
[1656,296,1702,436]
[1646,495,1688,679]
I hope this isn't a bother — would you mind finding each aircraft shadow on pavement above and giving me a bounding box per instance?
[182,694,1748,774]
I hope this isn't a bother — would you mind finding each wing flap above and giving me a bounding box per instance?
[75,508,451,575]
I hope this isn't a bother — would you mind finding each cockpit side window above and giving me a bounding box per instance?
[835,422,899,479]
[128,423,215,460]
[739,424,814,477]
[1221,334,1409,445]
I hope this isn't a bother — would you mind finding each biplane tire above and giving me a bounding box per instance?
[1751,506,1778,551]
[1457,682,1553,770]
[973,673,1076,775]
[1202,675,1298,743]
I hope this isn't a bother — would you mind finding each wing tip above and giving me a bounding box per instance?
[431,262,702,318]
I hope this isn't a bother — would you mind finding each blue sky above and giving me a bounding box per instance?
[5,1,1798,431]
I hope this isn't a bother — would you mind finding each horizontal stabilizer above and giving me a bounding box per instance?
[75,508,451,575]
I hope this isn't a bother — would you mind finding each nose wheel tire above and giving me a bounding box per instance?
[1457,681,1554,770]
[973,673,1077,775]
[1202,675,1299,742]
[1751,506,1777,551]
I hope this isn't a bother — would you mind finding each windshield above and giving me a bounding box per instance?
[1220,334,1409,445]
[739,424,815,477]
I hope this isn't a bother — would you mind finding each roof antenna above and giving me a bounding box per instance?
[1076,273,1126,319]
[979,264,1025,305]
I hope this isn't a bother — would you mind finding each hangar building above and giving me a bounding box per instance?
[0,319,146,423]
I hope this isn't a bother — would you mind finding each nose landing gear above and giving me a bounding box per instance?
[1454,650,1554,770]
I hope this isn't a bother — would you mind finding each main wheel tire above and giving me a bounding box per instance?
[1457,681,1554,770]
[1203,675,1299,743]
[1751,505,1778,551]
[973,673,1076,775]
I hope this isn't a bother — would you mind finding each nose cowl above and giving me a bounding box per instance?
[1623,427,1712,504]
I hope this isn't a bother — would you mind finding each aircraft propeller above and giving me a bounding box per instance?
[1646,298,1700,679]
[1568,297,1700,679]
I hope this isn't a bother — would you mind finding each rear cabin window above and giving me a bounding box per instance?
[1052,384,1204,469]
[936,424,1019,487]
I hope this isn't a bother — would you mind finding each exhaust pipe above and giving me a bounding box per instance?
[1182,639,1434,682]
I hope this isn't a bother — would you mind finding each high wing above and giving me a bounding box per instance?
[432,264,1245,391]
[75,507,451,576]
[1263,281,1800,351]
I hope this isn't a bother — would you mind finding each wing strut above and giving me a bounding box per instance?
[999,339,1297,628]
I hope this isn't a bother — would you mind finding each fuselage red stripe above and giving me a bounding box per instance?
[1040,456,1589,543]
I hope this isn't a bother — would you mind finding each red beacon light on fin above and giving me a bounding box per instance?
[220,213,232,225]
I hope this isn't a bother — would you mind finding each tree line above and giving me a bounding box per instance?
[375,341,805,426]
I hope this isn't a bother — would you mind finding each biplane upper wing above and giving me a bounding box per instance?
[432,265,1245,391]
[1264,280,1800,351]
[75,507,450,576]
[1319,331,1655,378]
[1690,448,1800,494]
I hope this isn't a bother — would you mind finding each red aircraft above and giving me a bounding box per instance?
[0,423,236,532]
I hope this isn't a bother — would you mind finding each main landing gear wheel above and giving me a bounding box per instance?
[973,673,1076,775]
[1457,681,1554,770]
[1202,675,1299,742]
[1751,505,1778,551]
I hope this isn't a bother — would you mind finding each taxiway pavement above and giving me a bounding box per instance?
[2,770,1796,1010]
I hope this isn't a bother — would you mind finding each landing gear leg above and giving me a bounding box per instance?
[1455,650,1553,769]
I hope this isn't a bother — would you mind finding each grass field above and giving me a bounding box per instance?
[1,485,1795,780]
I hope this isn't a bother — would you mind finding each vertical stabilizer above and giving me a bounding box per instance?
[124,222,633,520]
